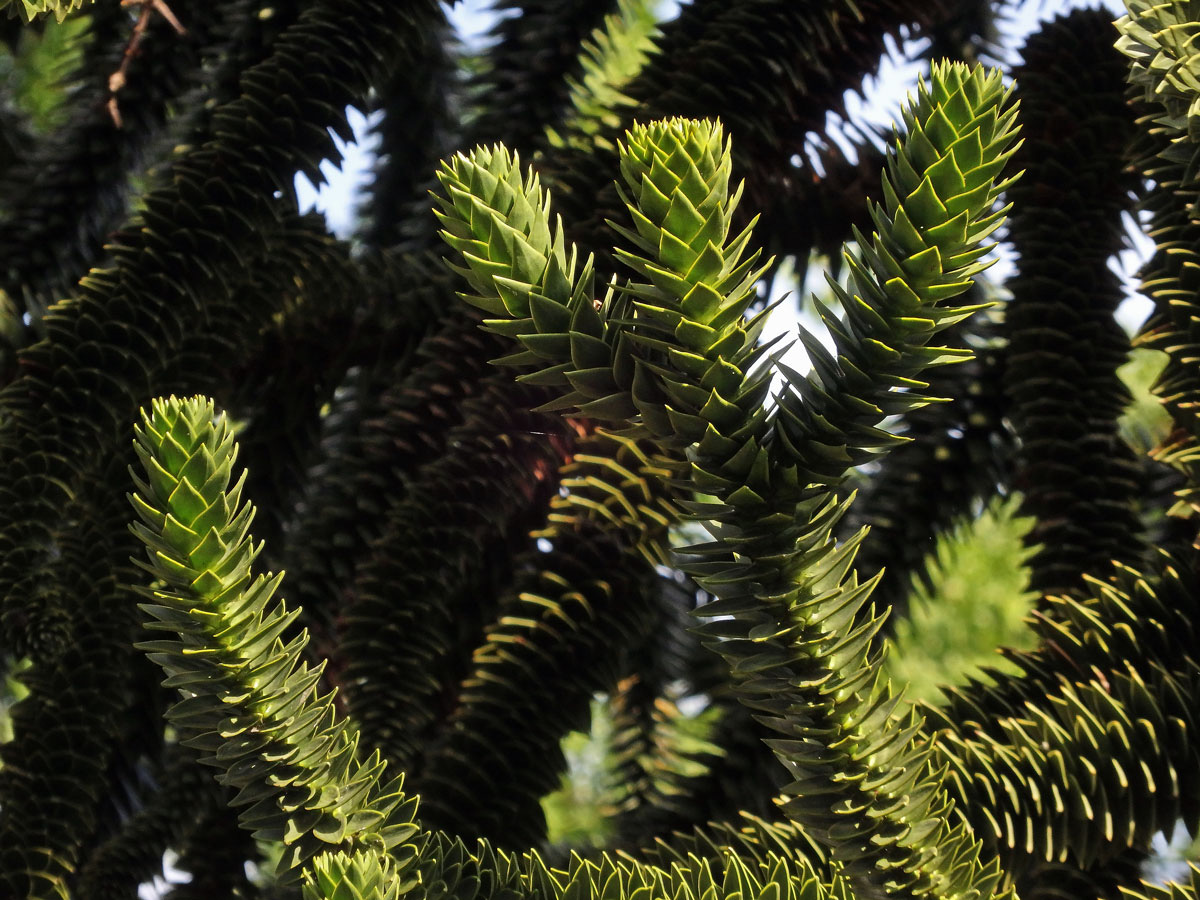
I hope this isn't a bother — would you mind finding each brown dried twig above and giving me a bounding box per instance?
[106,0,185,128]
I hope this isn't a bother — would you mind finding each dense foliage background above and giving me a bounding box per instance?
[4,0,1200,898]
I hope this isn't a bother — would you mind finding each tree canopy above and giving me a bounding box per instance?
[3,1,1200,899]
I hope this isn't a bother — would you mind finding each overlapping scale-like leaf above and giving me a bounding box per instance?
[0,517,132,900]
[1117,2,1200,525]
[771,62,1020,486]
[841,305,1013,627]
[415,431,676,847]
[609,94,1016,896]
[338,377,572,777]
[434,145,650,421]
[437,60,1020,897]
[1003,10,1142,597]
[610,117,775,450]
[411,831,851,900]
[464,0,622,155]
[128,396,422,882]
[921,553,1200,881]
[0,0,442,661]
[302,848,405,900]
[0,0,88,23]
[1118,0,1200,169]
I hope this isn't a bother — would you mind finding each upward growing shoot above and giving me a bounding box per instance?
[128,396,423,889]
[435,60,1020,897]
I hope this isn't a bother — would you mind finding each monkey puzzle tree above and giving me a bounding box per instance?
[2,1,1200,899]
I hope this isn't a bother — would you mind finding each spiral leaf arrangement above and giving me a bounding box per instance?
[1,0,88,23]
[12,0,1200,898]
[433,60,1020,896]
[128,395,422,885]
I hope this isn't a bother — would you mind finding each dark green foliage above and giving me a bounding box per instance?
[129,396,422,881]
[7,2,1200,899]
[0,1,249,318]
[1003,9,1143,596]
[919,551,1200,900]
[1119,1,1200,527]
[464,0,622,154]
[338,376,573,777]
[279,307,504,651]
[0,0,443,659]
[358,13,458,249]
[162,803,260,900]
[415,517,658,847]
[843,306,1013,625]
[74,745,225,900]
[432,64,1020,893]
[0,455,139,897]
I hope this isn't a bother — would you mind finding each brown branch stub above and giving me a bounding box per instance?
[105,0,186,128]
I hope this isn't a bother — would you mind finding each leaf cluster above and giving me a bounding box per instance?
[3,3,1200,900]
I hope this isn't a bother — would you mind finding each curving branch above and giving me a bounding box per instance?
[434,60,1021,892]
[1003,10,1143,597]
